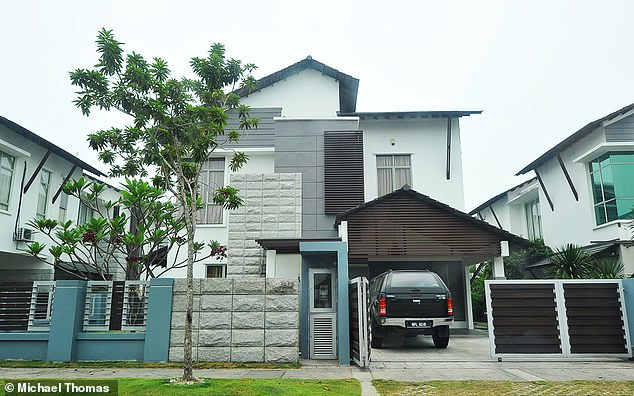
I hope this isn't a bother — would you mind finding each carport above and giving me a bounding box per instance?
[335,186,530,329]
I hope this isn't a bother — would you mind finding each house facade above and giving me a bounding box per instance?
[162,57,532,363]
[0,116,107,281]
[470,103,634,276]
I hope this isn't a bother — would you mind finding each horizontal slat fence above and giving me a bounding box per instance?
[486,280,631,359]
[0,282,33,331]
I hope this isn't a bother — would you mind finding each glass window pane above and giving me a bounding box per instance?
[616,198,634,220]
[609,152,634,163]
[376,155,393,167]
[313,273,332,309]
[600,168,615,200]
[394,168,411,189]
[589,159,600,173]
[599,154,611,168]
[605,199,618,222]
[612,164,634,197]
[595,203,607,225]
[394,155,411,166]
[377,168,392,196]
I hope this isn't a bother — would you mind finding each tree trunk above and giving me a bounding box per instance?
[182,196,197,381]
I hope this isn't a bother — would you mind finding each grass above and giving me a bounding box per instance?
[0,378,361,396]
[0,360,300,369]
[373,380,634,396]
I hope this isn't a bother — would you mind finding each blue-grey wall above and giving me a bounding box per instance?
[274,119,360,238]
[0,278,173,362]
[300,241,350,365]
[606,113,634,142]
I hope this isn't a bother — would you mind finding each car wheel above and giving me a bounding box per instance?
[432,327,450,349]
[371,336,383,349]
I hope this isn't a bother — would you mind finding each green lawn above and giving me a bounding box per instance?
[0,360,300,369]
[373,380,634,396]
[0,379,361,396]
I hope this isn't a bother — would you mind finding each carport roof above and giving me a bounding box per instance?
[336,185,531,248]
[255,238,341,254]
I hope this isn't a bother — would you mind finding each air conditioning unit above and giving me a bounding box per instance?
[14,227,34,242]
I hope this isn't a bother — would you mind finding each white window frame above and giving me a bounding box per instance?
[524,198,542,240]
[376,154,412,196]
[206,264,227,278]
[198,157,226,225]
[0,150,16,211]
[36,169,51,219]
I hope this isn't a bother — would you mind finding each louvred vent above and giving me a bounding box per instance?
[324,130,365,214]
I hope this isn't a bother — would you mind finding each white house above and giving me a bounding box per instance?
[0,115,107,281]
[470,103,634,276]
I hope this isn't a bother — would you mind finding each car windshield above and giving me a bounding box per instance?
[389,272,443,289]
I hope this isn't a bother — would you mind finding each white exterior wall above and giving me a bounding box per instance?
[167,150,276,279]
[0,126,87,276]
[535,127,626,249]
[272,253,302,280]
[362,117,466,210]
[241,69,340,118]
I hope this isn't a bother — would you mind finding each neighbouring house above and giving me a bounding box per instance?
[470,103,634,276]
[0,115,115,281]
[165,56,531,364]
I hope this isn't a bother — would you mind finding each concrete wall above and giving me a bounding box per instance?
[241,69,341,118]
[362,117,466,211]
[169,278,299,363]
[0,278,173,362]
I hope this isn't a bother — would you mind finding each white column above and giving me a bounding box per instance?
[493,256,505,279]
[464,264,474,330]
[265,249,277,278]
[338,221,348,251]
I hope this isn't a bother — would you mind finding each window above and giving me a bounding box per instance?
[525,198,542,240]
[78,201,95,224]
[589,152,634,225]
[206,264,226,278]
[377,154,411,196]
[36,170,51,219]
[58,192,69,222]
[0,150,15,211]
[198,158,225,224]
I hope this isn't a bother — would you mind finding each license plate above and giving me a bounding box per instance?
[405,320,431,328]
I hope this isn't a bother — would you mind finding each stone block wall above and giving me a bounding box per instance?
[169,278,299,363]
[226,173,302,277]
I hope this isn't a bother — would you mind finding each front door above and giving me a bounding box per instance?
[309,268,337,359]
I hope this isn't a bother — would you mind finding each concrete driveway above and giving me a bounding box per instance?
[371,330,491,363]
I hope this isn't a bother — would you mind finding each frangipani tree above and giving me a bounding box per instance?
[69,28,258,382]
[27,177,226,281]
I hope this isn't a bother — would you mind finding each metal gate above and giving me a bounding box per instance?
[485,279,632,360]
[349,277,371,367]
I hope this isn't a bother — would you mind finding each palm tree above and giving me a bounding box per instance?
[548,244,594,279]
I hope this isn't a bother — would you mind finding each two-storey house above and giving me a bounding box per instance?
[0,115,108,281]
[470,103,634,276]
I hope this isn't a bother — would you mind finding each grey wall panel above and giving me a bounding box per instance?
[606,114,634,142]
[223,107,281,149]
[274,118,360,238]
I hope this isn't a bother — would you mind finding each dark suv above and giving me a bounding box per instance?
[369,270,454,348]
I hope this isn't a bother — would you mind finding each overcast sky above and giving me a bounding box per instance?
[2,1,634,210]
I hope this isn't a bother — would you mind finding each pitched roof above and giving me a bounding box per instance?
[516,102,634,175]
[336,185,531,247]
[235,56,359,113]
[338,110,482,119]
[468,177,537,215]
[0,115,105,176]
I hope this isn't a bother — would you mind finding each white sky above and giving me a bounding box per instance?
[2,0,634,210]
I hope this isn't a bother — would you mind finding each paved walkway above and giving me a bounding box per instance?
[1,335,633,396]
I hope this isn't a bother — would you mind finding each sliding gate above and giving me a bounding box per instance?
[349,277,371,367]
